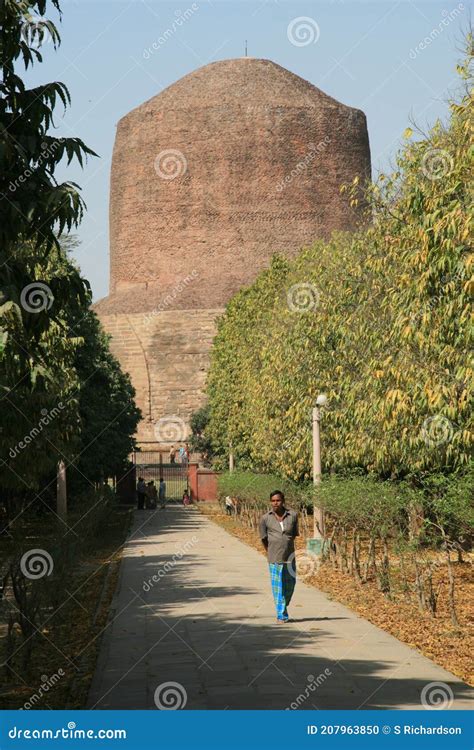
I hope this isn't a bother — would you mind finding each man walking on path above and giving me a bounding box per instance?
[259,490,299,623]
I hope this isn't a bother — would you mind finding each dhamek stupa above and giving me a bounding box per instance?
[94,58,371,448]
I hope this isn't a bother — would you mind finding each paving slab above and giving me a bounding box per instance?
[88,506,473,710]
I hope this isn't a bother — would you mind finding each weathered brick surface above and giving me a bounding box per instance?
[99,57,371,312]
[94,58,371,445]
[98,310,222,447]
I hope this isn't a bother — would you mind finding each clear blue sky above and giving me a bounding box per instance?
[26,0,470,300]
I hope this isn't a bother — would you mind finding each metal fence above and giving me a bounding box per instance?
[131,452,188,501]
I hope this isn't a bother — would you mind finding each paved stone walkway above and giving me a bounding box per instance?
[88,506,472,710]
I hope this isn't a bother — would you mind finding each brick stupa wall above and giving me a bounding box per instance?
[98,310,220,447]
[94,58,371,448]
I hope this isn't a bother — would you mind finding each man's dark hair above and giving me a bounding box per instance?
[270,490,285,501]
[138,477,144,482]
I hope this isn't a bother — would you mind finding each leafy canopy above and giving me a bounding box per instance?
[205,41,473,483]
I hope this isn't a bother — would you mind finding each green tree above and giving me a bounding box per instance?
[0,0,99,520]
[0,0,96,255]
[1,242,141,519]
[189,404,213,461]
[0,242,86,520]
[205,41,473,483]
[0,0,96,380]
[70,309,141,488]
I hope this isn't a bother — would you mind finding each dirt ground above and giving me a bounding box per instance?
[0,506,131,709]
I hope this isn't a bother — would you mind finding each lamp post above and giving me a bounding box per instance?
[307,394,327,557]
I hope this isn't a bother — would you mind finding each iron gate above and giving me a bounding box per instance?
[132,452,188,502]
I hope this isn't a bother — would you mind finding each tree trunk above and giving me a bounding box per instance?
[413,553,426,611]
[328,527,337,569]
[408,501,425,541]
[352,529,362,582]
[444,545,460,627]
[349,528,356,576]
[377,536,390,594]
[341,528,349,574]
[426,569,437,616]
[362,536,377,583]
[398,547,409,594]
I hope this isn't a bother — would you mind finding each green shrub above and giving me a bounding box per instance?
[314,475,407,537]
[218,471,308,509]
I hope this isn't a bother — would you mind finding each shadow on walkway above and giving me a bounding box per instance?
[88,507,473,711]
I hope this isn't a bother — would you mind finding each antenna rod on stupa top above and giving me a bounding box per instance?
[245,40,248,57]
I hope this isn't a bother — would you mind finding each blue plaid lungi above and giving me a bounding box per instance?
[269,562,296,621]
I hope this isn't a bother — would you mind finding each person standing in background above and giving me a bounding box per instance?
[136,477,146,510]
[159,477,167,509]
[144,481,152,509]
[148,481,158,509]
